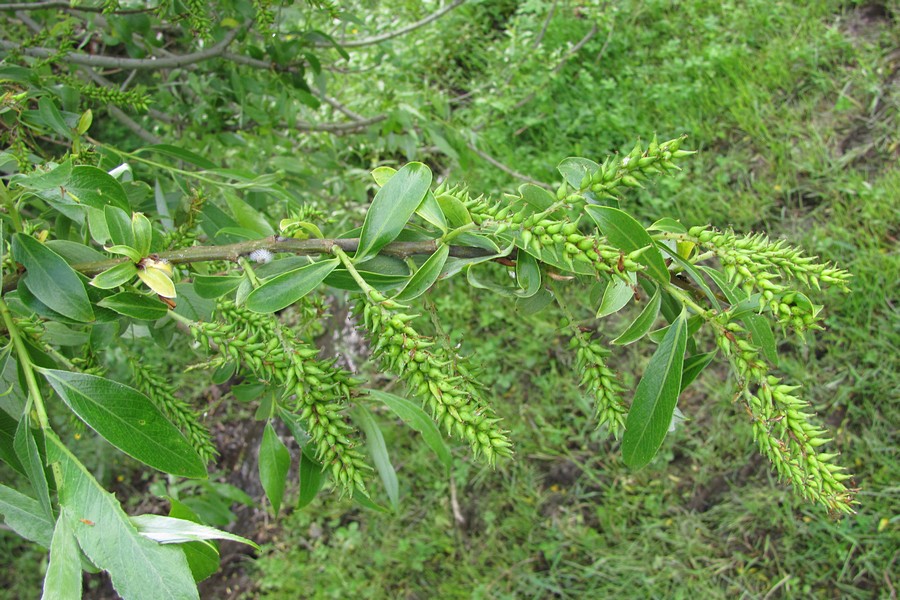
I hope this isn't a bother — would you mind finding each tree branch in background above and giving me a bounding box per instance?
[315,0,467,49]
[0,26,242,70]
[465,142,552,190]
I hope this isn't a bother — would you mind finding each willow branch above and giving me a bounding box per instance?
[1,237,495,294]
[2,1,149,13]
[0,26,241,70]
[296,113,387,133]
[314,0,466,49]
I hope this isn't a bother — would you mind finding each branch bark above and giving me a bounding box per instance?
[0,26,242,70]
[0,237,496,294]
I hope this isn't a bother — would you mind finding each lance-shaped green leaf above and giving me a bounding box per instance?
[90,262,138,290]
[658,245,721,310]
[557,157,600,189]
[12,234,94,323]
[193,275,244,299]
[46,433,199,600]
[14,419,53,523]
[37,96,72,140]
[41,370,206,478]
[681,351,717,392]
[622,309,688,469]
[585,206,670,284]
[596,274,635,318]
[65,166,130,212]
[0,483,54,548]
[515,251,542,297]
[613,287,662,345]
[296,447,324,510]
[355,162,432,263]
[130,515,259,549]
[165,498,218,583]
[395,245,450,302]
[104,206,135,248]
[245,258,338,313]
[131,212,153,257]
[366,389,452,470]
[134,144,217,170]
[436,193,472,227]
[259,423,290,515]
[371,166,397,186]
[352,406,399,510]
[42,515,82,600]
[98,292,169,321]
[416,191,448,232]
[137,266,176,298]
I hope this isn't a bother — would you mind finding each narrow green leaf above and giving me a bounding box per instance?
[596,275,634,318]
[42,515,83,600]
[366,389,452,470]
[515,287,555,316]
[98,291,169,320]
[90,262,137,290]
[585,206,670,284]
[245,259,337,313]
[134,144,217,170]
[416,191,448,232]
[173,283,215,321]
[622,309,688,469]
[613,287,662,345]
[193,275,244,299]
[681,351,717,392]
[371,166,397,186]
[258,423,290,515]
[648,218,687,233]
[355,162,433,263]
[518,183,556,211]
[557,157,600,189]
[46,433,199,600]
[394,245,450,302]
[466,264,518,297]
[131,212,153,257]
[0,483,54,548]
[0,409,26,476]
[224,195,274,237]
[105,206,135,248]
[658,245,721,310]
[296,447,324,510]
[12,234,94,322]
[41,370,207,478]
[352,406,399,510]
[65,166,130,212]
[136,267,176,298]
[515,251,542,297]
[130,515,259,549]
[436,193,472,228]
[9,159,72,192]
[14,419,53,523]
[166,498,219,583]
[37,97,72,140]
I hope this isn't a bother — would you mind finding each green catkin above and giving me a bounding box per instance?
[568,333,627,438]
[356,294,513,463]
[190,299,370,495]
[682,227,852,333]
[714,320,855,514]
[129,358,218,463]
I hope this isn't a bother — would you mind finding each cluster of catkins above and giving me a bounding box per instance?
[357,289,513,463]
[714,319,854,513]
[129,357,218,463]
[190,299,370,494]
[684,227,853,333]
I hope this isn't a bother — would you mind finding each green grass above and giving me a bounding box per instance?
[250,1,899,598]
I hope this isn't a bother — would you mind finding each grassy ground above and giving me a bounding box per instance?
[250,1,899,598]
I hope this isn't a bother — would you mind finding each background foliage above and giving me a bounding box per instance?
[1,0,898,598]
